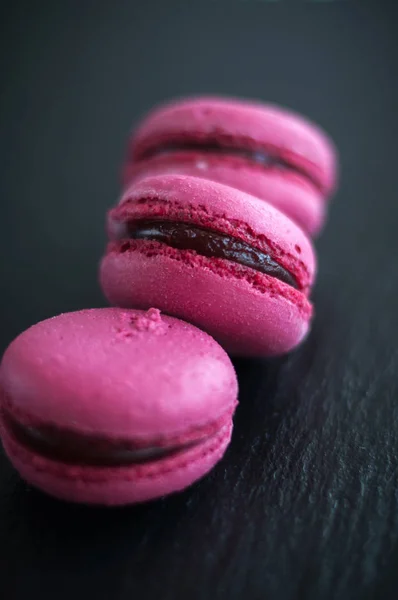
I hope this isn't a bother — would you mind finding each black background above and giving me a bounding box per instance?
[1,1,398,599]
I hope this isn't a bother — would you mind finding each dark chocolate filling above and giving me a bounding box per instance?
[139,142,319,191]
[3,410,190,466]
[118,220,298,289]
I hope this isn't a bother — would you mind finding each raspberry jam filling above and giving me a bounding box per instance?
[3,410,195,466]
[115,219,299,289]
[138,142,319,191]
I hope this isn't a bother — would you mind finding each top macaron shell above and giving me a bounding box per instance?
[101,174,316,356]
[0,308,237,442]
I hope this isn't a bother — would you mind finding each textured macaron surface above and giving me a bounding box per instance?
[0,308,237,442]
[101,175,316,356]
[0,308,237,504]
[127,96,337,197]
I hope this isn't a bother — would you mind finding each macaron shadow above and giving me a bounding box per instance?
[0,438,237,581]
[0,360,273,551]
[0,349,324,595]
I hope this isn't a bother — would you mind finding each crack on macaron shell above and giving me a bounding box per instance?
[135,140,323,194]
[106,239,312,318]
[108,198,312,293]
[113,307,168,338]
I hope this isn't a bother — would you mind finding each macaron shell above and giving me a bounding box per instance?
[123,156,326,236]
[100,248,311,357]
[1,418,232,505]
[0,308,237,440]
[129,96,337,196]
[110,174,317,290]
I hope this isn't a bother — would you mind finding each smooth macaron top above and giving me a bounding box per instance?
[0,308,237,442]
[108,174,317,293]
[128,96,337,196]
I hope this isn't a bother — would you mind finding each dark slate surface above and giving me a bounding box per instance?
[1,1,397,599]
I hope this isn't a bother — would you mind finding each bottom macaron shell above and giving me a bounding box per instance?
[100,249,310,357]
[124,158,326,236]
[1,419,232,505]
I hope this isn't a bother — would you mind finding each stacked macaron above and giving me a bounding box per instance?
[122,97,337,237]
[0,96,337,505]
[100,174,316,357]
[101,96,337,356]
[0,309,237,505]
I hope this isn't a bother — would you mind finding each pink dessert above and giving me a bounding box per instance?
[100,174,317,357]
[122,96,338,236]
[0,308,238,505]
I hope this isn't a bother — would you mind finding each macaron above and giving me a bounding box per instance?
[100,174,316,357]
[122,96,338,236]
[0,308,237,505]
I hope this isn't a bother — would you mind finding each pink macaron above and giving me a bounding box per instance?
[122,96,338,236]
[0,308,238,505]
[100,174,316,357]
